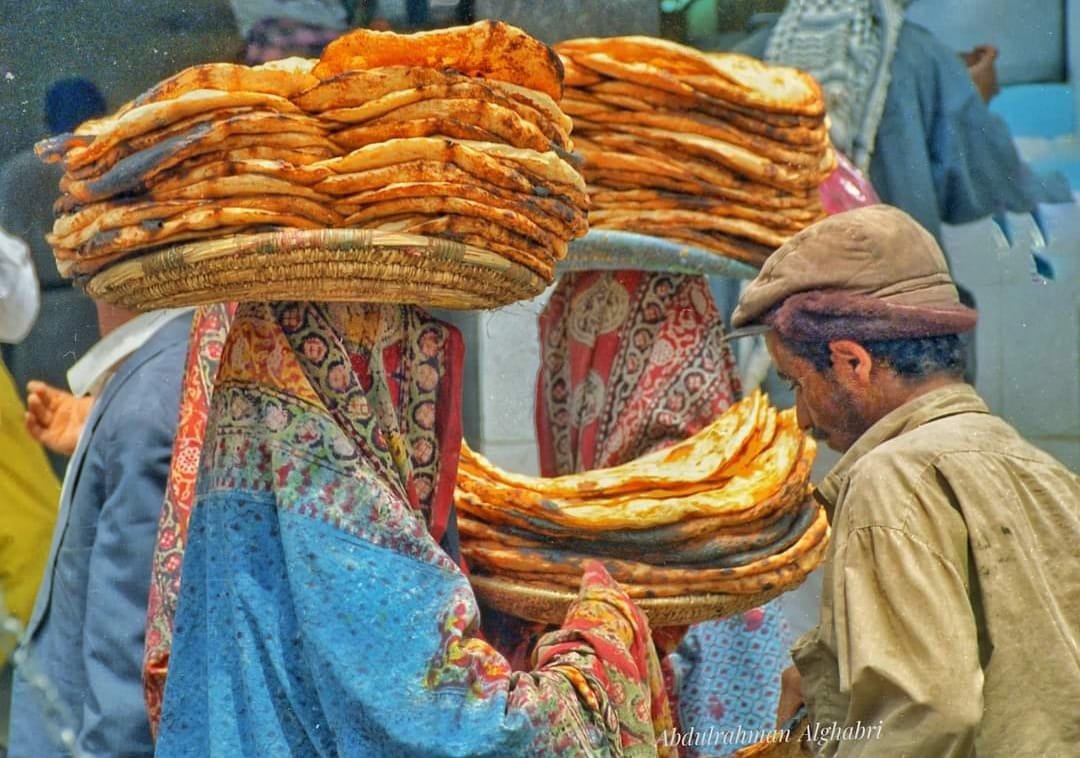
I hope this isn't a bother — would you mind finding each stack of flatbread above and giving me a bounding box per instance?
[554,36,834,266]
[456,391,829,600]
[39,58,336,277]
[37,21,588,282]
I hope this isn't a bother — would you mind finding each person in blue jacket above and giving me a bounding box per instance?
[739,1,1072,244]
[8,306,192,757]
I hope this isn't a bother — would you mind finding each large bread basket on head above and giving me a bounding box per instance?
[84,228,548,311]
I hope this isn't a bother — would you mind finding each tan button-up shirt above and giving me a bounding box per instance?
[795,383,1080,756]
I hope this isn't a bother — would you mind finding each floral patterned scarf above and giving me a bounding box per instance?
[144,303,234,734]
[156,300,674,756]
[537,271,741,476]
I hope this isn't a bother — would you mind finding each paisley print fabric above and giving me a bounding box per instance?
[537,271,741,476]
[536,270,794,756]
[144,303,234,734]
[155,301,674,756]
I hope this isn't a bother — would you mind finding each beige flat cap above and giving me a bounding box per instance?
[732,205,968,330]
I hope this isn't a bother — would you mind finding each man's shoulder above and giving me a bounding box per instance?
[110,313,192,385]
[850,410,1071,495]
[95,314,191,437]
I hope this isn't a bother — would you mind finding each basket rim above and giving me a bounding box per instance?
[469,573,793,627]
[560,229,763,279]
[83,228,550,311]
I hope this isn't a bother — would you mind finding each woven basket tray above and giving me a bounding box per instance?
[471,574,798,628]
[559,229,761,280]
[84,229,548,311]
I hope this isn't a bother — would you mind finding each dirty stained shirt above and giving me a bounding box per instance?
[796,383,1080,756]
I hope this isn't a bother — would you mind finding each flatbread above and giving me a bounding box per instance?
[581,133,799,195]
[318,81,570,147]
[145,157,333,193]
[51,199,204,246]
[400,215,558,278]
[579,109,830,169]
[313,20,564,101]
[362,98,557,152]
[461,500,824,586]
[60,109,327,190]
[59,147,336,205]
[585,189,816,231]
[585,81,829,146]
[560,55,604,88]
[341,196,560,248]
[115,58,319,116]
[702,52,825,117]
[52,192,341,250]
[471,517,828,597]
[298,66,572,136]
[461,392,766,502]
[333,118,504,151]
[456,438,815,546]
[557,40,823,116]
[560,97,616,118]
[62,125,338,203]
[321,138,585,195]
[334,180,585,238]
[54,199,332,266]
[582,149,697,182]
[146,173,338,207]
[589,208,790,247]
[456,140,585,193]
[58,89,304,171]
[582,123,827,192]
[67,110,330,181]
[557,36,719,77]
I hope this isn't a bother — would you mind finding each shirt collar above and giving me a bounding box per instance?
[67,307,194,398]
[817,383,990,506]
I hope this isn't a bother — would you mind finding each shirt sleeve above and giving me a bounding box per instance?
[925,36,1072,225]
[825,465,983,757]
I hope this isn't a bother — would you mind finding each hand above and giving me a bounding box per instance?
[651,625,689,657]
[777,664,804,727]
[25,380,92,456]
[961,44,1000,104]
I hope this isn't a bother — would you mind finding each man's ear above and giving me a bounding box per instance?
[828,340,874,386]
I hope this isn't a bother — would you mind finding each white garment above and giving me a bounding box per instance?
[0,227,41,344]
[764,0,912,172]
[66,307,194,398]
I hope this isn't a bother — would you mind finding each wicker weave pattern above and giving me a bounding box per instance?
[470,574,797,627]
[85,228,547,311]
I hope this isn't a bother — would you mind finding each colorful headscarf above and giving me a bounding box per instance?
[156,300,673,755]
[537,271,741,476]
[143,304,234,734]
[765,0,914,172]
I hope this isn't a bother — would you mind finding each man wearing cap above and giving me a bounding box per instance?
[730,204,1080,756]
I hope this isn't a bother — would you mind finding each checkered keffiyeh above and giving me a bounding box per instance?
[765,0,913,172]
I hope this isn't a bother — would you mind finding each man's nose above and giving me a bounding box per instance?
[794,397,814,432]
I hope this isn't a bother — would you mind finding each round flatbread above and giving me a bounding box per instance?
[313,20,564,101]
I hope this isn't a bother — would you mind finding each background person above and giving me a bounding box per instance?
[730,204,1080,757]
[0,78,106,474]
[0,228,61,753]
[8,303,192,758]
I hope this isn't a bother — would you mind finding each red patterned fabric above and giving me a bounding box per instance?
[537,270,742,476]
[143,303,234,735]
